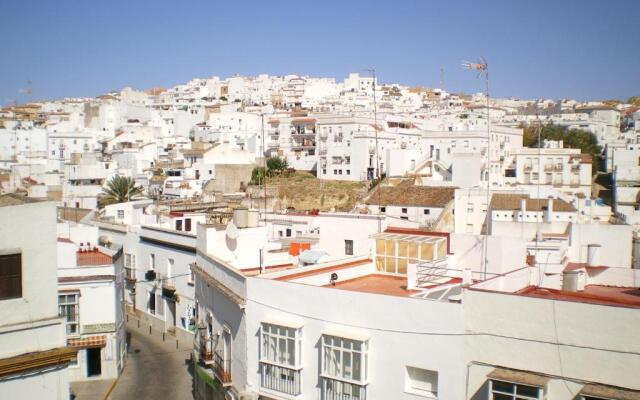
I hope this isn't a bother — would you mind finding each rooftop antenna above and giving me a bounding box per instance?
[364,68,381,233]
[462,57,489,279]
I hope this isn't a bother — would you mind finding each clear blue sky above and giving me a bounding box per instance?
[1,0,638,104]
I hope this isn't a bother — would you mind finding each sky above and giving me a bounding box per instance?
[1,0,638,104]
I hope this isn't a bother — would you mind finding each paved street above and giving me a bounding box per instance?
[110,322,194,400]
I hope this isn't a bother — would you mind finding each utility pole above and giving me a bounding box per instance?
[261,113,267,224]
[463,57,490,278]
[365,68,381,233]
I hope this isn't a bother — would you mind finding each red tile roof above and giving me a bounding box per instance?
[76,250,113,266]
[325,274,418,297]
[517,285,640,308]
[275,259,371,281]
[68,335,106,348]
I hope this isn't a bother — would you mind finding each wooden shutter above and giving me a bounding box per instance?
[0,253,22,300]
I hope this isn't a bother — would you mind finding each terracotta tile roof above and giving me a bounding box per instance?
[68,335,106,348]
[325,274,418,297]
[490,193,576,212]
[366,181,455,208]
[274,259,372,281]
[76,250,113,266]
[516,285,640,308]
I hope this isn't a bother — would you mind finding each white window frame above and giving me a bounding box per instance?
[321,334,368,386]
[58,292,80,337]
[260,323,302,369]
[489,379,543,400]
[404,366,438,398]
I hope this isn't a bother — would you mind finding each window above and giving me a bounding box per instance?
[185,218,192,231]
[346,170,350,175]
[405,366,438,398]
[401,208,408,214]
[380,207,386,213]
[345,240,354,255]
[176,220,183,231]
[117,210,125,219]
[58,293,80,336]
[261,323,301,367]
[0,253,22,300]
[490,380,542,400]
[286,228,292,237]
[322,335,368,400]
[148,291,156,314]
[423,209,430,215]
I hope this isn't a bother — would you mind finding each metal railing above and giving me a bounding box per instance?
[213,351,232,383]
[260,363,301,395]
[322,378,366,400]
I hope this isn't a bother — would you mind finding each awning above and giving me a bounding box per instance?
[67,335,107,349]
[580,384,640,400]
[487,367,549,387]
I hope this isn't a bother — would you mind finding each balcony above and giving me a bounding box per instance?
[124,267,136,281]
[199,335,214,364]
[260,363,301,396]
[213,351,232,385]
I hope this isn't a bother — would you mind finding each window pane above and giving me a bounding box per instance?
[278,337,286,364]
[492,394,512,400]
[492,380,514,393]
[352,352,361,381]
[385,257,396,273]
[385,240,396,255]
[516,384,539,397]
[343,351,352,380]
[375,256,384,272]
[398,240,408,257]
[397,258,408,274]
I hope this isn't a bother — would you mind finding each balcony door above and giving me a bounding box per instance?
[223,329,231,362]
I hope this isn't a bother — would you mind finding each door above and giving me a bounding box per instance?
[86,348,102,377]
[167,299,176,328]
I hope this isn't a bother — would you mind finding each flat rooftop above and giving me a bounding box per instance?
[324,274,418,298]
[517,285,640,308]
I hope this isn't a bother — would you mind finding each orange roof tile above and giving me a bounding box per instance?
[76,250,113,266]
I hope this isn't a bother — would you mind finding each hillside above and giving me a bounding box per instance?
[261,172,368,212]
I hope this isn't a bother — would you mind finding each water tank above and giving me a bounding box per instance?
[562,271,581,292]
[587,244,601,266]
[247,208,260,228]
[234,207,248,229]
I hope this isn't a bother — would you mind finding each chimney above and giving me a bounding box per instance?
[546,197,554,222]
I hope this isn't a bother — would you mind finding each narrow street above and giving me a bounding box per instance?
[110,322,194,400]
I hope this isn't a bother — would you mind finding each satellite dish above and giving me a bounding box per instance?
[226,221,239,240]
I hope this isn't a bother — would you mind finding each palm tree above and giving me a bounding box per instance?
[102,175,143,205]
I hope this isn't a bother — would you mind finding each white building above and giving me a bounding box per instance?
[0,200,75,399]
[56,221,126,382]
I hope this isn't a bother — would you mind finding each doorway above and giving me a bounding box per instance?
[86,348,102,377]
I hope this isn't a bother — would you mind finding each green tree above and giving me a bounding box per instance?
[523,124,601,174]
[101,175,144,205]
[266,157,288,176]
[250,166,266,185]
[628,96,640,106]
